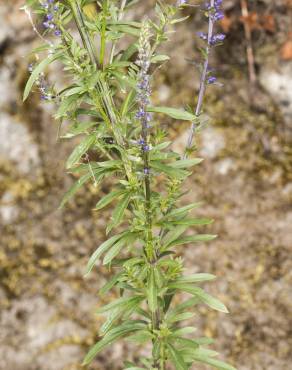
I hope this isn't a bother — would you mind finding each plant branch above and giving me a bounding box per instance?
[185,0,215,157]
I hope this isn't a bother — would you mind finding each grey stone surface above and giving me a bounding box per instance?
[260,63,292,127]
[0,113,40,175]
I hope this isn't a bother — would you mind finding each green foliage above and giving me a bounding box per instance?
[24,1,236,369]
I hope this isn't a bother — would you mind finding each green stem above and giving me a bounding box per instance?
[109,0,127,63]
[69,0,99,67]
[100,0,108,67]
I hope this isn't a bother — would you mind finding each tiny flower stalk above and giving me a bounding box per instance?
[24,1,236,370]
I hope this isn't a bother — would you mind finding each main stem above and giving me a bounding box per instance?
[70,0,99,67]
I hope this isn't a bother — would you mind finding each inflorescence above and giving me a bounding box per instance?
[198,0,225,85]
[42,0,61,36]
[136,22,153,175]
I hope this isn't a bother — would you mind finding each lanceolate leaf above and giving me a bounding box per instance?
[151,161,189,179]
[169,158,203,169]
[96,296,144,315]
[167,284,229,313]
[103,237,127,265]
[159,218,213,228]
[66,134,96,169]
[59,172,92,209]
[82,321,146,365]
[106,192,131,233]
[167,344,188,370]
[85,232,129,275]
[95,189,126,210]
[99,271,123,295]
[163,202,202,219]
[192,355,237,370]
[103,232,138,265]
[147,106,196,121]
[167,234,217,248]
[173,273,217,284]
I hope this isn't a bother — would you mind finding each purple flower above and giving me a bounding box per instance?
[210,33,226,45]
[144,168,150,175]
[197,32,208,41]
[214,10,224,21]
[142,145,150,152]
[207,76,217,84]
[54,29,61,36]
[136,109,146,119]
[46,13,54,21]
[176,0,187,6]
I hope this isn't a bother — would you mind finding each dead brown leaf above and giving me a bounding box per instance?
[281,40,292,60]
[240,12,260,31]
[220,15,233,33]
[261,15,276,33]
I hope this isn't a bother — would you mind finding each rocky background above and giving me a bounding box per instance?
[0,1,292,369]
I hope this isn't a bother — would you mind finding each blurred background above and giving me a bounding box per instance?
[0,0,292,369]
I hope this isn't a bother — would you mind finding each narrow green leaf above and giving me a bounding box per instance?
[85,232,128,275]
[147,106,196,121]
[66,135,96,169]
[127,330,154,343]
[172,327,197,336]
[166,311,195,323]
[167,234,217,248]
[103,237,126,265]
[62,121,98,138]
[173,273,216,284]
[168,284,229,313]
[169,158,203,169]
[164,202,202,219]
[167,297,201,318]
[99,271,123,295]
[59,172,91,209]
[163,225,188,247]
[121,89,136,117]
[96,296,143,314]
[23,52,61,101]
[106,192,131,233]
[56,94,82,119]
[167,344,188,370]
[193,356,237,370]
[151,54,170,63]
[95,189,126,210]
[151,161,189,179]
[160,218,213,227]
[82,321,145,365]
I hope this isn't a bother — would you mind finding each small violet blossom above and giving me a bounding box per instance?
[198,1,226,85]
[42,0,61,36]
[176,0,187,7]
